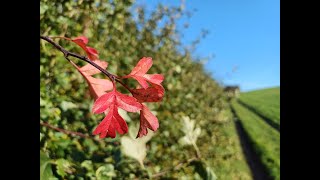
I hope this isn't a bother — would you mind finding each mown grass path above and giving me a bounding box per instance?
[230,106,271,180]
[230,100,280,180]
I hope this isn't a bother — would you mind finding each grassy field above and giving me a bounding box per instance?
[239,87,280,129]
[231,100,280,180]
[207,108,253,180]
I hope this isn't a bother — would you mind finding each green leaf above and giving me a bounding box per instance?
[81,160,95,178]
[40,133,44,141]
[40,151,55,180]
[83,139,99,153]
[179,116,201,146]
[55,159,74,177]
[120,124,154,168]
[96,164,116,180]
[206,167,217,180]
[60,101,77,111]
[118,108,132,122]
[121,136,146,168]
[40,4,48,15]
[81,160,93,171]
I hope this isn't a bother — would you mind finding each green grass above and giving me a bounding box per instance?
[200,108,253,180]
[231,100,280,180]
[239,87,280,128]
[211,107,252,180]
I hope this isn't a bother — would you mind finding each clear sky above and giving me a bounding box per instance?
[134,0,280,92]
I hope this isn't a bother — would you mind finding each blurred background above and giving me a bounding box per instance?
[40,0,279,179]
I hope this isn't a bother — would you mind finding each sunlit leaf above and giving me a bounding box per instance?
[179,116,201,146]
[40,151,56,180]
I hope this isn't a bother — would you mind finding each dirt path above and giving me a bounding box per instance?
[230,106,272,180]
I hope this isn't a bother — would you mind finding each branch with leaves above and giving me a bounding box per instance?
[40,35,165,139]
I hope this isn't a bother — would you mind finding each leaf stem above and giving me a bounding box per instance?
[192,141,202,159]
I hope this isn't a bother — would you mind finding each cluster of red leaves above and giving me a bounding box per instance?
[66,36,164,138]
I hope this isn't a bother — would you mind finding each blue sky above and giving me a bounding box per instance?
[134,0,280,92]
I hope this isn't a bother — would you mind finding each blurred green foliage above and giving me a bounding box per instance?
[40,0,251,179]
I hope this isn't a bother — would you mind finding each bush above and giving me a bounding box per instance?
[40,0,250,179]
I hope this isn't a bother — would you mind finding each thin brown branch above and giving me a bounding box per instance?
[40,35,115,80]
[117,80,133,93]
[40,121,96,139]
[40,121,121,146]
[151,157,199,178]
[40,35,132,93]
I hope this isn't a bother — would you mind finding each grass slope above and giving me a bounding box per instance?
[239,87,280,128]
[231,100,280,180]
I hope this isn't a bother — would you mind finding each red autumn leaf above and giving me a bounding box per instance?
[92,87,142,114]
[70,60,113,100]
[131,83,165,102]
[71,36,88,54]
[86,46,99,60]
[71,36,99,61]
[72,36,88,46]
[143,74,165,85]
[122,57,164,89]
[92,87,143,138]
[86,77,113,100]
[136,104,159,138]
[93,105,128,138]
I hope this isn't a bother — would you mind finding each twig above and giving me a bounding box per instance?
[40,121,121,146]
[40,121,97,140]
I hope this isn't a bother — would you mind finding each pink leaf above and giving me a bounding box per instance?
[143,74,164,84]
[71,36,99,61]
[92,88,142,114]
[137,104,159,138]
[72,37,88,51]
[93,107,113,136]
[92,87,142,138]
[70,60,113,100]
[92,90,115,114]
[86,46,99,60]
[122,57,164,89]
[116,91,143,112]
[106,123,116,138]
[87,77,113,100]
[93,106,128,138]
[79,60,108,75]
[72,36,88,44]
[127,57,152,76]
[112,109,129,134]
